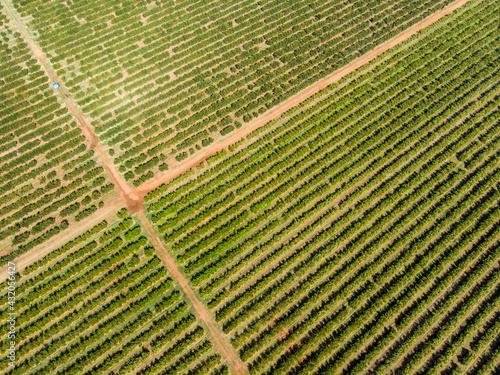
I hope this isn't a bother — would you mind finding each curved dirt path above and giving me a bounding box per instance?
[0,0,142,212]
[136,211,249,375]
[137,0,471,197]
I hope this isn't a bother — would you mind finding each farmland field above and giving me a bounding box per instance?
[0,1,116,259]
[1,0,499,374]
[11,0,463,187]
[145,0,500,373]
[0,210,227,375]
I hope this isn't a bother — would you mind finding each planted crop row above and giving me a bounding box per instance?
[13,0,458,186]
[0,10,114,255]
[146,1,500,373]
[0,211,218,375]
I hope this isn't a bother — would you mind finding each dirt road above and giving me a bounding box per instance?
[0,0,470,371]
[0,199,121,283]
[2,0,470,203]
[1,3,245,371]
[137,0,471,196]
[136,211,249,375]
[0,0,142,212]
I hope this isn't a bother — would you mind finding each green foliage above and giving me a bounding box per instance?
[145,3,500,373]
[144,246,155,257]
[220,125,234,136]
[11,0,461,187]
[175,152,188,162]
[124,225,141,241]
[3,214,214,374]
[75,205,97,221]
[0,28,111,251]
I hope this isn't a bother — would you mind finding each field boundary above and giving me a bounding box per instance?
[0,0,474,373]
[0,0,142,212]
[136,0,472,196]
[136,211,249,375]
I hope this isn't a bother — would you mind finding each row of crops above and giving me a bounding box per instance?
[0,210,227,375]
[145,0,500,373]
[13,0,460,187]
[0,7,115,258]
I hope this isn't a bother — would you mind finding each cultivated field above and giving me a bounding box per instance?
[0,2,116,258]
[1,0,499,374]
[0,210,227,375]
[145,0,500,373]
[12,0,462,187]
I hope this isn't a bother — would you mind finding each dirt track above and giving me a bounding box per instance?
[0,0,470,372]
[2,0,470,203]
[136,211,249,375]
[0,0,142,212]
[0,199,121,283]
[137,0,471,197]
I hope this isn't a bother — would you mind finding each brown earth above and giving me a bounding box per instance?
[136,210,249,375]
[0,198,122,283]
[0,0,142,213]
[136,0,471,197]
